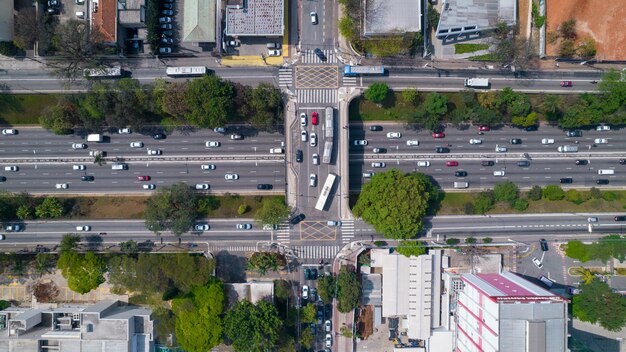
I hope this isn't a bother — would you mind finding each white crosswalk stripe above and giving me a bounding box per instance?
[300,49,337,64]
[343,77,357,86]
[278,68,293,87]
[291,245,340,259]
[275,223,291,245]
[296,89,338,104]
[341,220,355,244]
[209,245,257,253]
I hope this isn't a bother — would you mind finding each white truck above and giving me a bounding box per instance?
[87,134,103,142]
[464,78,490,88]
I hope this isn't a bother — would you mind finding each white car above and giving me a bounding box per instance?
[532,257,543,269]
[142,184,156,190]
[201,164,216,170]
[310,132,317,147]
[302,285,309,299]
[386,132,402,139]
[495,145,507,152]
[362,172,374,178]
[225,173,239,180]
[205,141,220,148]
[353,140,367,146]
[0,234,4,240]
[55,183,69,189]
[417,161,430,167]
[594,138,608,144]
[130,142,144,148]
[493,170,505,176]
[118,128,132,134]
[268,49,282,57]
[73,164,85,171]
[372,162,386,168]
[541,138,555,145]
[301,130,307,142]
[2,129,16,135]
[230,134,243,140]
[406,140,419,146]
[310,12,317,24]
[4,166,18,172]
[236,223,252,230]
[325,320,332,333]
[469,139,482,144]
[76,225,91,231]
[596,125,610,131]
[587,217,598,223]
[195,224,210,231]
[147,149,162,155]
[325,334,332,348]
[309,173,317,187]
[195,184,210,190]
[312,153,319,165]
[300,112,307,127]
[72,143,86,149]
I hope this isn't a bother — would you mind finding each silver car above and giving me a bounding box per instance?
[236,223,252,230]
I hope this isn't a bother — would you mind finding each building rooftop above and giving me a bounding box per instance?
[436,0,516,40]
[363,0,421,36]
[92,0,118,42]
[183,0,216,42]
[225,0,284,36]
[0,1,13,42]
[463,272,567,302]
[225,282,274,307]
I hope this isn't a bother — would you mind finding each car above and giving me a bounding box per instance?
[370,125,383,131]
[4,224,21,232]
[325,334,332,348]
[313,48,327,62]
[310,323,317,336]
[435,147,450,153]
[587,217,599,223]
[325,320,332,333]
[539,238,548,251]
[73,164,86,171]
[310,268,318,280]
[48,0,60,6]
[296,149,303,162]
[257,184,273,190]
[493,170,505,176]
[263,224,279,231]
[201,164,216,170]
[541,138,554,144]
[312,153,319,165]
[575,159,588,165]
[161,9,174,15]
[310,132,317,147]
[386,132,401,139]
[478,125,490,131]
[81,175,94,181]
[267,49,282,56]
[524,125,538,131]
[510,138,522,144]
[205,141,220,148]
[225,40,238,47]
[560,81,572,87]
[495,145,507,152]
[432,132,445,138]
[455,171,468,177]
[161,38,174,44]
[372,148,386,153]
[372,162,386,168]
[300,130,307,142]
[310,287,318,301]
[158,17,172,23]
[161,30,174,37]
[160,23,173,29]
[566,130,582,137]
[309,173,317,187]
[195,184,210,190]
[362,172,374,178]
[594,138,608,144]
[291,213,305,225]
[469,139,482,144]
[142,184,156,190]
[317,307,324,324]
[517,160,530,167]
[620,159,626,165]
[417,161,430,167]
[213,127,226,133]
[72,143,86,149]
[236,223,252,230]
[615,216,626,221]
[89,150,103,157]
[194,224,210,231]
[0,234,4,240]
[310,12,318,24]
[353,140,367,146]
[55,183,68,189]
[406,140,419,146]
[311,111,319,125]
[47,7,60,14]
[2,129,16,135]
[596,179,610,185]
[482,160,494,166]
[304,268,312,280]
[300,112,307,126]
[302,285,309,300]
[118,128,132,134]
[153,133,166,139]
[4,166,18,172]
[597,125,611,131]
[230,134,243,140]
[560,177,573,184]
[147,149,162,155]
[445,161,458,167]
[130,142,144,148]
[159,47,172,54]
[76,225,91,231]
[532,257,543,269]
[225,173,239,180]
[137,176,151,181]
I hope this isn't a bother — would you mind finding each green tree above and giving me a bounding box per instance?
[512,199,529,211]
[224,300,282,352]
[573,278,626,332]
[184,75,235,128]
[540,95,562,121]
[237,204,249,215]
[364,83,389,104]
[317,274,336,303]
[301,303,317,323]
[35,197,64,218]
[493,181,519,205]
[423,93,449,118]
[465,237,477,244]
[577,38,597,59]
[483,237,493,244]
[244,83,283,132]
[352,169,436,239]
[340,325,353,338]
[254,197,290,227]
[527,185,543,201]
[144,182,199,235]
[120,240,139,255]
[401,89,419,106]
[598,69,626,115]
[248,252,286,275]
[473,191,494,214]
[511,112,538,128]
[542,185,565,201]
[337,267,361,313]
[57,250,106,294]
[559,39,577,58]
[39,101,78,135]
[60,234,81,252]
[395,241,426,257]
[446,238,460,245]
[338,16,357,40]
[427,4,440,29]
[16,204,33,220]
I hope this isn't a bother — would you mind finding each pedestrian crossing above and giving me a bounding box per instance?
[300,49,337,64]
[341,220,355,244]
[291,245,340,259]
[275,223,291,245]
[296,89,338,104]
[278,68,293,88]
[209,244,257,254]
[342,77,357,86]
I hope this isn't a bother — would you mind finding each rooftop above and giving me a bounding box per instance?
[436,0,516,40]
[462,272,568,302]
[225,0,284,36]
[363,0,421,36]
[183,0,216,42]
[92,0,118,42]
[0,1,13,41]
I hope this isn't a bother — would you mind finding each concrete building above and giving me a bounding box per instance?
[182,0,216,43]
[435,0,517,41]
[225,0,284,37]
[0,1,13,42]
[225,281,274,307]
[0,300,153,352]
[457,272,568,352]
[363,0,421,36]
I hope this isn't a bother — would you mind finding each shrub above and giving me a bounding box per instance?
[543,185,565,201]
[465,237,477,244]
[0,41,22,57]
[602,192,618,201]
[513,199,529,211]
[483,237,493,244]
[401,89,419,106]
[237,204,249,215]
[474,191,494,214]
[446,238,460,246]
[373,241,387,247]
[527,185,543,201]
[589,187,602,199]
[493,181,519,205]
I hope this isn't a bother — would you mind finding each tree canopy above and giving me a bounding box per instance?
[396,241,427,257]
[573,278,626,332]
[184,75,235,128]
[364,83,389,103]
[254,197,290,227]
[144,182,199,235]
[56,250,106,294]
[224,300,283,352]
[352,169,438,239]
[317,274,336,303]
[565,235,626,263]
[337,267,361,313]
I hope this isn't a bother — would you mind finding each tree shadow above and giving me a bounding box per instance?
[215,250,247,283]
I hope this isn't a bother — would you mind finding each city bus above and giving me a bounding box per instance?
[314,173,337,211]
[165,66,208,77]
[84,66,123,78]
[325,107,334,139]
[322,141,333,164]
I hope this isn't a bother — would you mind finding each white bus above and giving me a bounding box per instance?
[315,173,337,211]
[165,66,208,77]
[322,141,332,164]
[325,107,334,139]
[84,66,123,78]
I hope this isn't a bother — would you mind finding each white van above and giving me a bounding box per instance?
[493,170,505,177]
[270,148,284,154]
[557,145,578,153]
[598,169,615,175]
[454,182,469,189]
[111,163,128,170]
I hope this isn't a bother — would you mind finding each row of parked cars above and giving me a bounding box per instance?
[157,0,176,54]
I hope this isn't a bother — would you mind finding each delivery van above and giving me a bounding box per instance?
[598,169,615,175]
[111,163,128,170]
[454,182,469,189]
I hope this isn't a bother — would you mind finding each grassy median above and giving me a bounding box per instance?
[0,94,59,125]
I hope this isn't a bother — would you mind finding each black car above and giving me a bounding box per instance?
[560,177,573,184]
[313,48,327,62]
[290,213,305,225]
[481,160,494,166]
[575,159,588,165]
[257,184,273,190]
[324,304,332,318]
[455,171,467,177]
[81,175,95,181]
[316,306,324,323]
[566,130,582,137]
[310,323,317,336]
[510,138,522,144]
[369,125,383,131]
[615,216,626,221]
[517,160,530,167]
[435,147,450,153]
[310,268,318,280]
[0,176,6,182]
[153,133,166,140]
[524,125,538,131]
[310,288,317,301]
[304,268,312,280]
[596,179,610,185]
[620,159,626,165]
[539,238,548,251]
[295,149,303,163]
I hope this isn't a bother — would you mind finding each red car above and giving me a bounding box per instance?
[432,132,445,138]
[478,125,490,131]
[137,176,151,181]
[311,111,319,125]
[445,161,458,167]
[560,81,572,87]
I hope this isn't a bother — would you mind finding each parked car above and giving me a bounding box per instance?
[161,38,174,44]
[158,17,172,23]
[159,47,172,54]
[596,125,611,131]
[478,125,490,131]
[161,10,174,15]
[295,149,303,163]
[311,111,319,125]
[268,49,282,56]
[160,24,173,29]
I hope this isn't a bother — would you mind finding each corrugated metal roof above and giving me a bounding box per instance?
[183,0,216,42]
